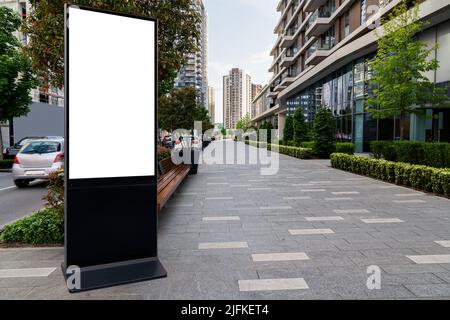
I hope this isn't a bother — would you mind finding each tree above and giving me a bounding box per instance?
[22,0,200,96]
[0,7,37,160]
[283,116,294,143]
[293,107,309,144]
[312,107,336,158]
[236,113,252,131]
[366,0,449,140]
[158,86,212,132]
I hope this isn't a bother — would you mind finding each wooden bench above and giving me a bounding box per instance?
[157,158,191,212]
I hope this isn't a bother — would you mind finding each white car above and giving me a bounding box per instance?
[12,139,64,188]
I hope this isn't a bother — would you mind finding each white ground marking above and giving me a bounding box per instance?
[0,267,57,278]
[202,216,240,221]
[406,254,450,264]
[251,252,309,262]
[198,242,248,249]
[305,216,344,222]
[434,240,450,248]
[289,228,335,235]
[238,278,309,292]
[334,209,370,214]
[361,218,404,224]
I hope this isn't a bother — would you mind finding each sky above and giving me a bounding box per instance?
[204,0,279,124]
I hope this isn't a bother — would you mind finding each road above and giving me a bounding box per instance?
[0,172,48,228]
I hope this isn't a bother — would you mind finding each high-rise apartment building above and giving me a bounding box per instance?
[252,0,450,152]
[175,0,208,108]
[223,68,252,129]
[251,84,263,118]
[208,86,215,124]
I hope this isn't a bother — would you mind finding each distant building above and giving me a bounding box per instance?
[0,0,64,149]
[223,68,252,129]
[175,0,208,108]
[207,86,215,123]
[251,84,263,119]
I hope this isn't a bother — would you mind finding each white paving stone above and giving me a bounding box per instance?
[202,216,240,222]
[207,182,229,186]
[334,209,370,214]
[251,252,309,262]
[435,240,450,248]
[305,216,344,222]
[283,196,311,200]
[198,241,248,250]
[300,189,326,192]
[332,191,359,195]
[205,197,234,200]
[325,197,353,201]
[406,254,450,264]
[361,218,404,224]
[0,267,56,278]
[394,193,423,197]
[238,278,309,292]
[260,206,292,210]
[392,200,426,203]
[289,228,334,235]
[248,188,272,191]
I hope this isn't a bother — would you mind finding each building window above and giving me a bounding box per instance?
[360,0,367,25]
[344,12,350,37]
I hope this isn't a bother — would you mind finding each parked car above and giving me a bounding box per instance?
[164,135,173,148]
[12,139,64,188]
[5,136,64,159]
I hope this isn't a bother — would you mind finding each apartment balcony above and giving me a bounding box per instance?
[305,8,334,37]
[305,40,332,66]
[304,0,328,12]
[280,52,296,68]
[267,86,279,98]
[280,75,296,87]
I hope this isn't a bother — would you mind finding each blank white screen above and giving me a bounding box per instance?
[68,7,155,179]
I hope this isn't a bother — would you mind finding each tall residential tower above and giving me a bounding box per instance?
[175,0,208,107]
[223,68,252,129]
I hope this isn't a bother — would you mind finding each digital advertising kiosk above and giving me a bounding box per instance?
[63,4,166,292]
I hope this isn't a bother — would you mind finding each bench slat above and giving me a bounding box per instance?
[157,163,191,211]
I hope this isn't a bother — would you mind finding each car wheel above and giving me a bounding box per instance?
[14,180,30,188]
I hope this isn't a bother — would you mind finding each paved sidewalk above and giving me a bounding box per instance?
[1,141,450,299]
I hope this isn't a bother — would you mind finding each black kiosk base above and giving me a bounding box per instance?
[62,257,166,293]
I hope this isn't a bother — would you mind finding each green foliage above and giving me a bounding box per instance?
[0,7,37,159]
[0,209,64,244]
[159,87,213,131]
[293,108,309,144]
[331,153,450,197]
[0,160,13,169]
[157,146,171,161]
[22,0,200,96]
[283,116,294,142]
[336,142,354,155]
[370,141,450,168]
[245,141,313,159]
[258,121,275,144]
[312,107,336,158]
[366,0,449,140]
[236,113,252,131]
[221,128,227,137]
[43,169,64,219]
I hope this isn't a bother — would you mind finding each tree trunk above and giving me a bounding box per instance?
[399,113,407,141]
[0,125,3,161]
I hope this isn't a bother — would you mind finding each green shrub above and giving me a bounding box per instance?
[331,153,450,197]
[0,209,64,244]
[43,169,64,218]
[0,160,13,169]
[293,107,309,144]
[370,141,450,168]
[299,141,314,149]
[336,142,354,155]
[312,107,336,158]
[157,146,171,161]
[244,141,313,159]
[283,116,294,143]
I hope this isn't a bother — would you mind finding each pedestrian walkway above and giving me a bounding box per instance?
[1,141,450,299]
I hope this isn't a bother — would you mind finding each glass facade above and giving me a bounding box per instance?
[285,55,450,152]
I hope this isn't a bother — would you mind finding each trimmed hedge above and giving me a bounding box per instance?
[246,141,313,159]
[0,160,13,169]
[336,142,354,155]
[371,141,450,168]
[0,209,64,245]
[331,153,450,197]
